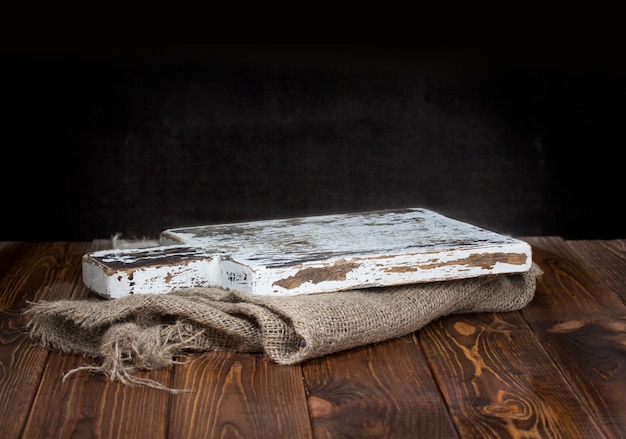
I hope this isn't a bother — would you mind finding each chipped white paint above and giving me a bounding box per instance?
[82,246,219,298]
[82,208,532,298]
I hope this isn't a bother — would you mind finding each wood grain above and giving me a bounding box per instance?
[0,242,91,439]
[420,312,606,438]
[23,353,173,439]
[20,239,174,439]
[522,237,626,438]
[302,335,459,438]
[567,239,626,302]
[170,351,313,438]
[0,242,29,310]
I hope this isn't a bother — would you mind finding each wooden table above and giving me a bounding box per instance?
[1,237,625,438]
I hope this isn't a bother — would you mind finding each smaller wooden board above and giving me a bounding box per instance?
[82,208,532,298]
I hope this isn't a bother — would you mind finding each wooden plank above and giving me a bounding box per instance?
[23,354,173,439]
[0,242,89,308]
[302,335,459,438]
[82,245,217,298]
[0,242,30,312]
[566,239,626,302]
[521,237,626,438]
[419,312,607,438]
[169,352,313,438]
[22,239,173,439]
[83,208,532,298]
[0,242,91,439]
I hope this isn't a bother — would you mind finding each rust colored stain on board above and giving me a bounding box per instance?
[384,266,419,273]
[273,260,361,290]
[417,252,528,270]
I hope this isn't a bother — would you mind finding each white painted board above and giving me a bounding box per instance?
[82,208,532,298]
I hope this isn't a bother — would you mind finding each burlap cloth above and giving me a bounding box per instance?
[26,263,541,391]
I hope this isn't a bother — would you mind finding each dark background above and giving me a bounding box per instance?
[2,44,624,241]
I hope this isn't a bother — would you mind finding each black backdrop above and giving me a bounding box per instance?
[2,44,624,241]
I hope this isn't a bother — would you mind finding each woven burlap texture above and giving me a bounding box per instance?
[26,263,541,390]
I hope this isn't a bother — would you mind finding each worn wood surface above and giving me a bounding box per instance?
[1,236,625,438]
[83,208,532,298]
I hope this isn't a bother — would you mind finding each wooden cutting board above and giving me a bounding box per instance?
[82,208,532,298]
